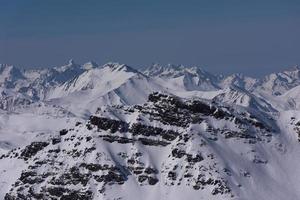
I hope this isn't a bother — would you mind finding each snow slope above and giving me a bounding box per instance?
[0,61,300,199]
[144,64,220,91]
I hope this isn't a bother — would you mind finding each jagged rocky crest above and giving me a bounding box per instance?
[1,92,278,199]
[1,62,300,200]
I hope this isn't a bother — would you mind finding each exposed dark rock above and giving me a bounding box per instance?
[144,167,158,174]
[80,163,105,171]
[47,187,68,197]
[138,175,158,185]
[89,116,129,133]
[59,129,68,136]
[148,177,159,185]
[172,148,186,158]
[86,136,92,142]
[60,190,93,200]
[102,171,126,184]
[130,123,179,141]
[52,137,61,145]
[20,142,49,160]
[168,171,177,181]
[75,122,82,126]
[138,137,169,146]
[3,92,275,199]
[138,175,148,183]
[48,148,60,153]
[186,154,204,163]
[99,135,134,144]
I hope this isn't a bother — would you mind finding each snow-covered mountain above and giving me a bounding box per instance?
[219,73,258,91]
[212,86,276,113]
[1,61,300,199]
[256,65,300,96]
[0,64,26,88]
[144,64,220,91]
[47,63,164,117]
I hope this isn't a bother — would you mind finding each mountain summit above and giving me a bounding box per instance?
[1,62,300,199]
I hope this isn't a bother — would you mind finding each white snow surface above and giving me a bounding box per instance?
[0,61,300,199]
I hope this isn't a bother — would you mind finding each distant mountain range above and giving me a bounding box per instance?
[1,61,300,200]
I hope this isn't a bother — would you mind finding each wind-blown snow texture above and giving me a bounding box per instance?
[1,61,300,200]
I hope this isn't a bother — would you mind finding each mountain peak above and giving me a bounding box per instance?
[0,64,17,72]
[103,62,141,74]
[83,61,99,70]
[283,65,300,72]
[144,63,208,77]
[257,65,300,95]
[220,73,257,91]
[68,59,75,65]
[2,60,300,200]
[0,64,25,82]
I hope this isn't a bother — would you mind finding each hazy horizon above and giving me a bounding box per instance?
[1,0,299,77]
[2,58,299,79]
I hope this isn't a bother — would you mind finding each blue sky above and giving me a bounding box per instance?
[0,0,299,76]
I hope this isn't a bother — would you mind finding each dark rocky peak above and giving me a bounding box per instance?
[148,92,217,115]
[148,92,186,107]
[0,90,278,199]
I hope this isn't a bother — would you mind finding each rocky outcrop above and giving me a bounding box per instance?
[0,93,276,199]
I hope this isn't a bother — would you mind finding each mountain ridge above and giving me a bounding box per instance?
[1,61,300,199]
